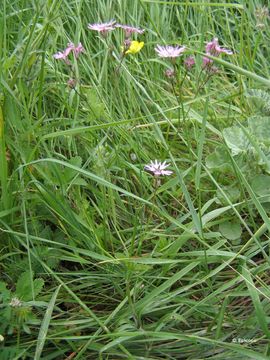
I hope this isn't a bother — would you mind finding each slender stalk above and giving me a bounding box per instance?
[0,104,8,210]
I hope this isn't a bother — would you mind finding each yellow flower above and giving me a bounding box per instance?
[125,41,144,55]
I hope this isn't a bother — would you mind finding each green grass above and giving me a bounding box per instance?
[1,0,270,359]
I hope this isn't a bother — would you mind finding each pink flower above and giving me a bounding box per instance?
[155,45,186,58]
[184,56,195,70]
[53,42,84,61]
[164,68,175,78]
[205,38,232,56]
[202,57,219,74]
[116,24,145,37]
[88,20,116,34]
[53,51,67,60]
[67,78,77,88]
[202,56,213,67]
[144,160,173,176]
[53,43,73,60]
[73,42,85,58]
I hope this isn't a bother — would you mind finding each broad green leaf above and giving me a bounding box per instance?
[246,89,270,115]
[15,271,33,300]
[16,271,44,301]
[223,126,251,156]
[248,116,270,144]
[216,186,240,205]
[219,220,242,241]
[32,279,45,299]
[205,146,231,171]
[251,175,270,196]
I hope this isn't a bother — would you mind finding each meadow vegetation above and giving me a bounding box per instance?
[1,0,270,359]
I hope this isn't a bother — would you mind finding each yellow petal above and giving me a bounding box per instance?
[125,41,144,55]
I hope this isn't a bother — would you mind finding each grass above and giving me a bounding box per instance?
[1,0,270,359]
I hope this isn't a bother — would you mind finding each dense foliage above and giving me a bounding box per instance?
[1,1,270,359]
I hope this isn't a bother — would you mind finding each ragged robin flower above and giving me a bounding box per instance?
[53,42,85,61]
[116,24,145,38]
[184,56,195,70]
[205,38,232,56]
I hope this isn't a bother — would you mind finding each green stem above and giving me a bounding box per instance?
[0,104,8,210]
